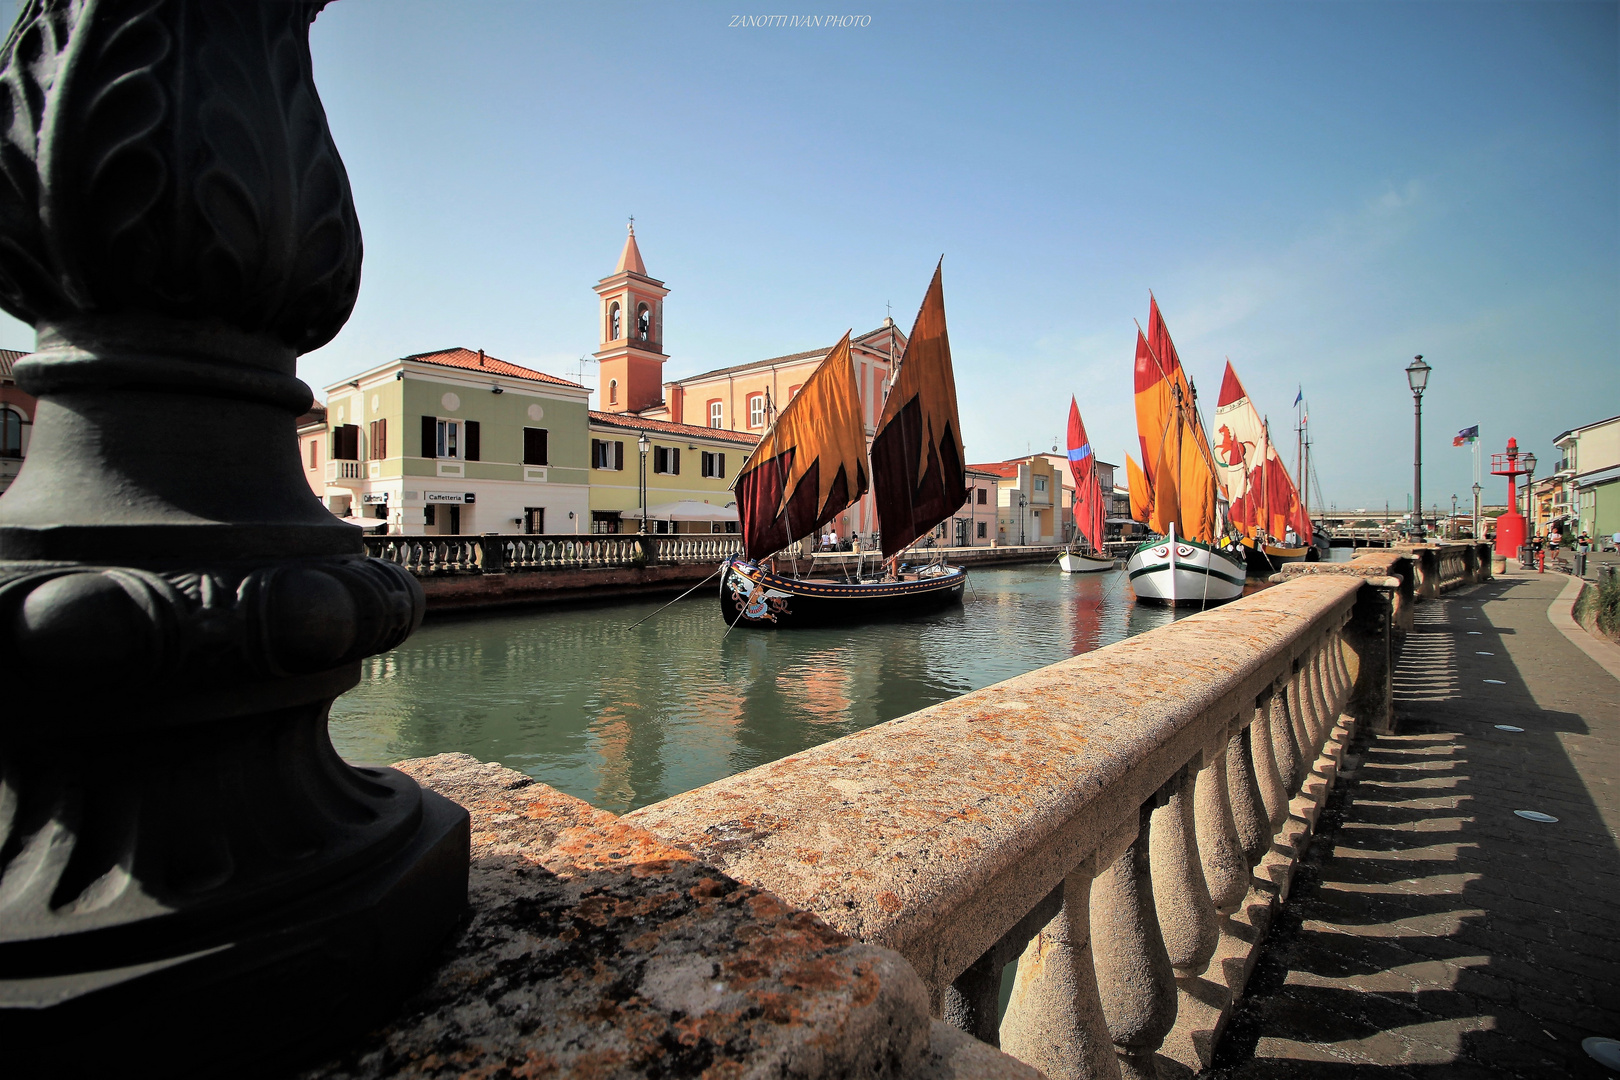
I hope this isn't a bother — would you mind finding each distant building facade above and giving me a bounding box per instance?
[586,411,758,533]
[970,455,1065,546]
[0,348,34,496]
[319,347,590,535]
[1553,413,1620,541]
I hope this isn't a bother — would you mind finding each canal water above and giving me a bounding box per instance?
[329,559,1319,813]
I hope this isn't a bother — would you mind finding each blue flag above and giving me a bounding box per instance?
[1293,386,1303,407]
[1453,425,1479,447]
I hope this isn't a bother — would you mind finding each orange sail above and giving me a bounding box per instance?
[732,331,869,561]
[870,262,967,557]
[1134,297,1219,544]
[1126,455,1152,524]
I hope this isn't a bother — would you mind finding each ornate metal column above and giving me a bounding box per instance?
[0,3,469,1072]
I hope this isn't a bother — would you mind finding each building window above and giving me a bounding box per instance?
[524,507,544,534]
[523,427,548,465]
[701,451,726,478]
[331,424,360,461]
[976,487,987,505]
[708,400,722,428]
[592,438,625,470]
[788,384,802,400]
[306,438,318,470]
[368,418,387,460]
[653,446,680,475]
[1034,476,1047,492]
[609,302,621,340]
[977,521,987,539]
[0,406,20,457]
[608,379,618,406]
[592,511,622,534]
[436,419,459,458]
[748,394,765,429]
[637,303,650,340]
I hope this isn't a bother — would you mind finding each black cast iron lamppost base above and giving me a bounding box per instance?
[0,2,469,1074]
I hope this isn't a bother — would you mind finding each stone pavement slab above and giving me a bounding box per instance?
[1209,568,1620,1078]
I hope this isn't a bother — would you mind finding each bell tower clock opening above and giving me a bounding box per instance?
[593,219,669,414]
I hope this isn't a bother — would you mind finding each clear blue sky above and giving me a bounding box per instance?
[2,1,1613,510]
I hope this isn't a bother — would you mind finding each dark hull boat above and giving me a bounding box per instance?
[720,557,965,628]
[1238,535,1319,577]
[724,261,969,631]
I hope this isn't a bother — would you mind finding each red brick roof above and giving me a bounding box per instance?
[589,410,761,447]
[967,461,1021,479]
[403,347,582,387]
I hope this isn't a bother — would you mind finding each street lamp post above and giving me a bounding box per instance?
[1472,481,1482,541]
[1523,453,1537,539]
[1406,355,1431,537]
[1451,494,1458,538]
[637,433,651,533]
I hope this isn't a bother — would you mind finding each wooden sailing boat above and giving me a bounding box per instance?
[1122,297,1246,606]
[719,263,969,628]
[1211,360,1320,575]
[1059,397,1113,572]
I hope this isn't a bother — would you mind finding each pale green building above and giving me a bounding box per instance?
[318,347,590,535]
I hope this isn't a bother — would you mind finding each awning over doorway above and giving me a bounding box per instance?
[619,500,739,522]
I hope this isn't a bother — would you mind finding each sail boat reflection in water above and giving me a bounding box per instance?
[720,262,970,628]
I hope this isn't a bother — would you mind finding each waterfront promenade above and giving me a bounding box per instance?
[1213,565,1620,1078]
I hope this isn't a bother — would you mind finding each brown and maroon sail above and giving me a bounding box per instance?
[732,332,870,562]
[870,262,967,557]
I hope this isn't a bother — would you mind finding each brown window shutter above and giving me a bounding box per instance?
[422,415,436,457]
[718,453,725,478]
[537,428,547,465]
[465,420,481,461]
[615,441,624,470]
[671,448,680,475]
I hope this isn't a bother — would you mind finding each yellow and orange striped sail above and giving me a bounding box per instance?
[1134,297,1219,544]
[732,332,869,561]
[1126,454,1152,523]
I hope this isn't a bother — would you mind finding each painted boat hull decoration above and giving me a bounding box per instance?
[721,557,966,628]
[1238,535,1319,577]
[1126,527,1245,607]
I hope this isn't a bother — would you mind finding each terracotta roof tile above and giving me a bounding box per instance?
[403,347,582,388]
[0,348,27,382]
[968,461,1022,478]
[589,410,761,447]
[673,325,902,385]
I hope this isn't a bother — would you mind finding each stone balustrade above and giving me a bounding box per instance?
[624,574,1378,1078]
[363,532,744,576]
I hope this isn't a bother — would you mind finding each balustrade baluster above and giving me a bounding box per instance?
[1251,697,1290,835]
[1305,646,1331,748]
[1269,684,1305,799]
[1228,724,1270,867]
[1195,735,1250,917]
[1284,670,1314,789]
[1149,765,1219,977]
[1092,803,1177,1080]
[1328,630,1352,716]
[1001,863,1122,1080]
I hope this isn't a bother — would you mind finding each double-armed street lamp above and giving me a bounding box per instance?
[1406,355,1431,536]
[1522,452,1537,537]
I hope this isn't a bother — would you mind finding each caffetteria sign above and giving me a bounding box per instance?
[424,491,476,504]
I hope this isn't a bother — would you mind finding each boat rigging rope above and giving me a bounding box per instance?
[624,562,727,630]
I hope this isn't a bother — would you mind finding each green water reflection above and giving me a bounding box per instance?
[329,564,1205,813]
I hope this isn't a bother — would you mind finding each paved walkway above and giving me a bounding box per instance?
[1210,567,1620,1078]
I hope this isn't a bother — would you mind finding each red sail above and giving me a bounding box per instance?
[870,262,967,557]
[1067,397,1105,553]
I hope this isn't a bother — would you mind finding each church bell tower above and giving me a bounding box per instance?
[593,220,669,414]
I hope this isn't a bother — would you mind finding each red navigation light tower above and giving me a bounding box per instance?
[1491,437,1535,557]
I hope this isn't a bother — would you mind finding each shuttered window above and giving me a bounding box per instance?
[653,446,681,475]
[614,440,624,470]
[701,451,726,478]
[421,416,436,458]
[465,420,480,461]
[331,424,360,460]
[368,419,387,460]
[524,427,548,466]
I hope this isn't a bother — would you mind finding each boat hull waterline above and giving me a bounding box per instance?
[1059,551,1114,573]
[1126,528,1246,607]
[720,557,967,628]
